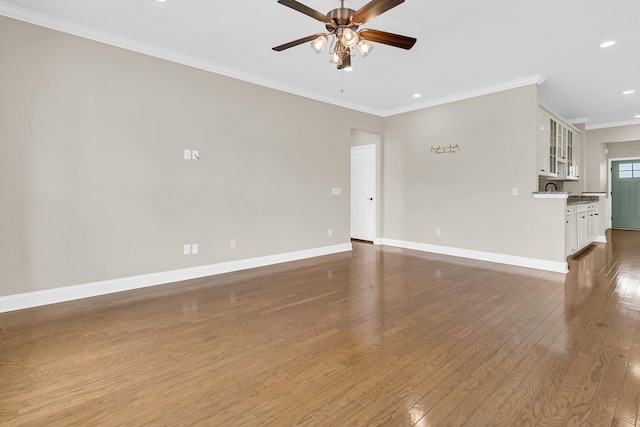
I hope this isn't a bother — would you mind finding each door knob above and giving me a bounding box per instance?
[367,197,373,201]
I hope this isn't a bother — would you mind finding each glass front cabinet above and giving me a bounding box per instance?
[537,106,580,180]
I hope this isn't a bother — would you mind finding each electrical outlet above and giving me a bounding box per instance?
[192,150,199,160]
[436,228,442,237]
[328,228,333,237]
[230,239,236,249]
[191,244,198,254]
[331,188,342,196]
[183,244,191,255]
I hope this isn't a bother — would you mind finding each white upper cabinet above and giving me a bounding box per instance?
[537,109,557,177]
[557,123,568,163]
[566,130,580,179]
[537,106,580,180]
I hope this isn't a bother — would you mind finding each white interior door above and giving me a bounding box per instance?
[351,144,376,241]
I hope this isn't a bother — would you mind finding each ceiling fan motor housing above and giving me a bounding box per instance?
[326,8,358,30]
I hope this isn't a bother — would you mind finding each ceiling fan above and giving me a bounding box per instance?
[273,0,417,71]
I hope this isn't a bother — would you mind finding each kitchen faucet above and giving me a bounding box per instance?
[544,182,558,192]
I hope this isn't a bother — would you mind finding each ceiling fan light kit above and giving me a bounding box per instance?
[273,0,416,71]
[311,35,328,53]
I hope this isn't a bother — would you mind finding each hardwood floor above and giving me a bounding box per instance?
[1,230,640,426]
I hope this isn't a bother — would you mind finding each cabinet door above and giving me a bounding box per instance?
[567,131,574,177]
[565,215,572,256]
[573,134,580,179]
[577,213,589,248]
[537,111,551,175]
[588,210,598,242]
[569,210,577,253]
[549,118,558,175]
[557,125,568,163]
[566,130,581,179]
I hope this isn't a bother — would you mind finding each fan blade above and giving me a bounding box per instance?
[350,0,404,25]
[273,34,324,51]
[277,0,334,26]
[359,28,416,50]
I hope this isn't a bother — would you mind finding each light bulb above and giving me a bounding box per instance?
[357,40,373,57]
[330,51,341,65]
[310,35,327,54]
[341,28,359,48]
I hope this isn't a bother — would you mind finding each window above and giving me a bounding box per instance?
[619,163,640,178]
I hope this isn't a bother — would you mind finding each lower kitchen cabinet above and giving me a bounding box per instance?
[566,203,597,256]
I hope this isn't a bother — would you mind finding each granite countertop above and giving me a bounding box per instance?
[532,191,606,200]
[567,195,599,204]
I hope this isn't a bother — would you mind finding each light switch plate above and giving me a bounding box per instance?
[183,244,191,255]
[512,187,519,196]
[184,149,191,160]
[331,188,342,196]
[191,244,199,254]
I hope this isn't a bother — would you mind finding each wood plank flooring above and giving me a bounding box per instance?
[1,229,640,426]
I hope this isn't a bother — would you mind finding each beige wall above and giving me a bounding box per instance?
[1,16,575,300]
[582,125,640,194]
[582,137,608,192]
[607,140,640,159]
[589,124,640,145]
[382,85,566,262]
[0,16,382,297]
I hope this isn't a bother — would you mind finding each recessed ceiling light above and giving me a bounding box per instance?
[623,90,635,95]
[636,114,640,119]
[413,93,422,98]
[600,41,616,48]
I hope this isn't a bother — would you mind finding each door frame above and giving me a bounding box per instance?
[607,157,640,230]
[350,143,378,243]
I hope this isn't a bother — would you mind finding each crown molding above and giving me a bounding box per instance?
[381,74,546,117]
[586,119,640,130]
[3,3,636,128]
[0,2,385,117]
[0,3,546,119]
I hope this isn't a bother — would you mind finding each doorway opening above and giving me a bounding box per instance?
[350,140,377,243]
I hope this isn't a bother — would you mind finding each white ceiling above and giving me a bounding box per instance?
[2,0,639,128]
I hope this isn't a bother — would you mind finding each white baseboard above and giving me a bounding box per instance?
[594,235,607,243]
[380,238,568,274]
[0,243,352,313]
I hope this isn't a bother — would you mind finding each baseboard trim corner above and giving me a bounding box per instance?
[380,238,568,274]
[0,243,352,313]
